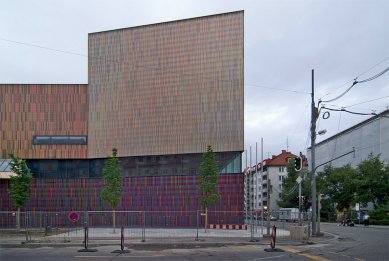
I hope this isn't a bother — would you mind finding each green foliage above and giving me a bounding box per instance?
[355,154,389,208]
[278,160,310,210]
[318,154,389,214]
[369,200,389,223]
[199,146,220,209]
[101,148,122,210]
[317,165,357,211]
[9,155,33,209]
[319,198,337,222]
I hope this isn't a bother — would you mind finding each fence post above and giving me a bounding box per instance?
[141,211,145,242]
[78,226,97,252]
[195,210,199,241]
[111,227,130,253]
[45,214,50,236]
[25,211,29,242]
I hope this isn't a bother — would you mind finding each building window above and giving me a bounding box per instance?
[33,136,87,145]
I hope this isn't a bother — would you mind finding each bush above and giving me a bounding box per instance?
[369,219,389,226]
[369,201,389,224]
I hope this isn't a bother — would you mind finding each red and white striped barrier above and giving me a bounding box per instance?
[208,224,247,230]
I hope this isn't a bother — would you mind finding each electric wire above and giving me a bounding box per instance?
[0,37,308,95]
[329,96,389,109]
[318,56,389,101]
[320,66,389,103]
[321,107,389,118]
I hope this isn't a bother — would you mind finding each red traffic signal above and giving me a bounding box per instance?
[294,157,302,171]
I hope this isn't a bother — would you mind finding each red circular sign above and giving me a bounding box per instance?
[68,212,79,222]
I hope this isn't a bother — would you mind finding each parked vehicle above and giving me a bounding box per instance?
[270,215,277,221]
[279,208,299,222]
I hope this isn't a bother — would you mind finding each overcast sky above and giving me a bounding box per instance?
[1,0,388,166]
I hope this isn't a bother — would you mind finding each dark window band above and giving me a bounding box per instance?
[33,136,87,145]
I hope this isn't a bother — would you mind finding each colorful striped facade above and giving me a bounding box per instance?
[88,11,244,158]
[0,84,88,159]
[0,11,244,225]
[0,174,244,226]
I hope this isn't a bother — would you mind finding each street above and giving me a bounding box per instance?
[0,223,388,260]
[288,223,389,261]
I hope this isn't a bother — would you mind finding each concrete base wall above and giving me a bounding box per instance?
[290,225,309,241]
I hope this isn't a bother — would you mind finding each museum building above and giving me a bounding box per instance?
[0,11,244,227]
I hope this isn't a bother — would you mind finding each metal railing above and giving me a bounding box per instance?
[0,210,310,243]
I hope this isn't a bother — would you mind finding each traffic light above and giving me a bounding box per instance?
[294,157,302,171]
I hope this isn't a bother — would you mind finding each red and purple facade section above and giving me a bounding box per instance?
[0,174,244,227]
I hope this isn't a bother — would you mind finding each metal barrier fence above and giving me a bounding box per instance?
[0,210,311,243]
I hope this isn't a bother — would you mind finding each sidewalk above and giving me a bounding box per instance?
[322,222,389,229]
[0,226,334,248]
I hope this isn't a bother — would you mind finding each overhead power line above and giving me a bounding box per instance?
[325,96,389,109]
[245,83,310,94]
[320,66,389,104]
[321,107,389,118]
[1,37,309,95]
[319,56,389,100]
[0,38,88,58]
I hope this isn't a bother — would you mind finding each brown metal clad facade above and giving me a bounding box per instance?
[0,84,88,159]
[88,11,244,158]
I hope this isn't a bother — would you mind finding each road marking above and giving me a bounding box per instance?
[253,255,286,260]
[74,255,165,258]
[284,247,332,261]
[329,251,366,261]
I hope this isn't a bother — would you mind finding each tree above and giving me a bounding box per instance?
[355,154,389,208]
[9,154,33,232]
[199,146,220,230]
[101,148,122,233]
[317,165,357,211]
[278,160,310,210]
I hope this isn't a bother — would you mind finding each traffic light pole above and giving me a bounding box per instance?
[310,69,317,237]
[298,171,302,226]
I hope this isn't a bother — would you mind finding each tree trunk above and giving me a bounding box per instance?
[16,208,20,232]
[204,207,208,233]
[113,209,116,233]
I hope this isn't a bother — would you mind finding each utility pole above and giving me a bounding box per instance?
[256,142,258,214]
[261,138,264,236]
[310,69,317,236]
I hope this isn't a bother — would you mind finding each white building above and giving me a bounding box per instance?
[244,150,299,214]
[308,109,389,172]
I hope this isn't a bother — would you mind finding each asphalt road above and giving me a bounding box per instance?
[287,223,389,261]
[0,223,388,261]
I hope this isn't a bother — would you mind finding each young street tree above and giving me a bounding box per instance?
[278,160,310,210]
[101,148,122,233]
[199,145,220,230]
[9,154,33,232]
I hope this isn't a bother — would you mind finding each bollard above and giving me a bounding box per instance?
[78,227,97,252]
[112,227,130,253]
[264,225,284,252]
[270,225,276,249]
